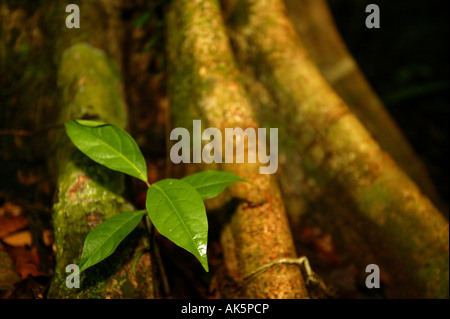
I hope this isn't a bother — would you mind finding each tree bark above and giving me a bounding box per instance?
[19,0,160,298]
[166,0,308,298]
[282,0,442,208]
[223,0,449,298]
[46,43,159,298]
[2,0,447,300]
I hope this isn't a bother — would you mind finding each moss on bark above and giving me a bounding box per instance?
[47,43,158,298]
[282,0,442,208]
[224,0,449,298]
[167,0,308,298]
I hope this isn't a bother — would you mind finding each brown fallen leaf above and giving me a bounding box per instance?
[2,230,32,247]
[0,250,21,291]
[0,201,23,217]
[0,215,29,238]
[300,226,341,264]
[6,246,46,279]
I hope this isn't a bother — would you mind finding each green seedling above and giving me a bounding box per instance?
[65,119,245,273]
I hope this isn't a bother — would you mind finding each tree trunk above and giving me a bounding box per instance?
[222,0,449,298]
[166,0,308,298]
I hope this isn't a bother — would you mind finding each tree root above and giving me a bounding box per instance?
[283,0,443,209]
[166,0,308,298]
[47,43,159,298]
[223,0,449,298]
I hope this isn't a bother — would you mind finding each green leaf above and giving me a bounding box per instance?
[146,179,209,272]
[182,170,246,200]
[79,210,146,273]
[72,119,106,127]
[65,119,148,184]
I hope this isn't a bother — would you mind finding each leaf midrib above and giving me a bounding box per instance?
[193,180,236,191]
[152,183,201,258]
[80,211,145,272]
[85,126,147,182]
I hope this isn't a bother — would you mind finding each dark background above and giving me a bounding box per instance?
[329,0,449,207]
